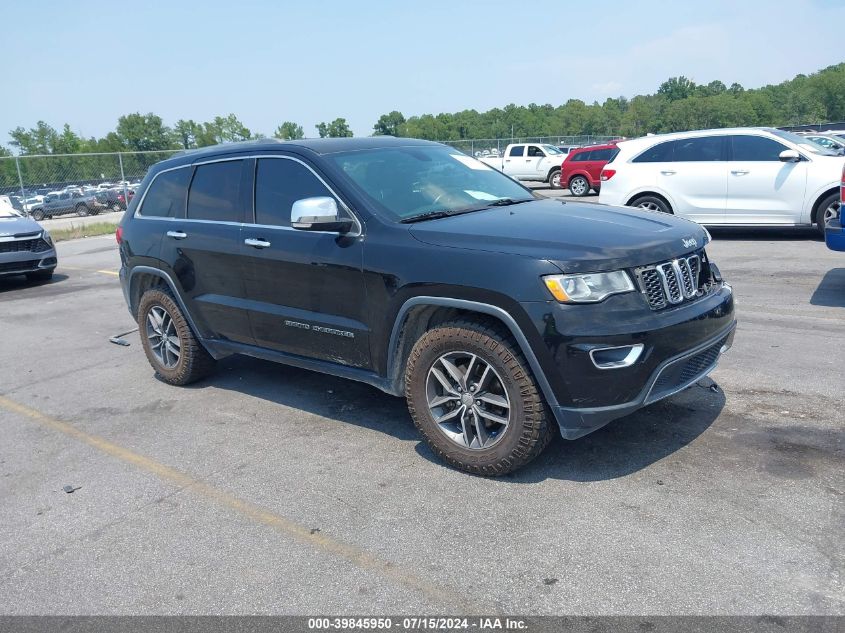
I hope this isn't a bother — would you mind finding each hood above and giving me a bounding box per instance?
[0,215,43,237]
[408,198,709,273]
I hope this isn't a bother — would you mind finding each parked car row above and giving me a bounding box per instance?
[7,181,141,220]
[598,127,842,237]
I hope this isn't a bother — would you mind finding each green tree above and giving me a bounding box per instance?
[315,118,353,138]
[173,119,202,149]
[9,121,60,155]
[196,114,253,146]
[658,76,697,102]
[274,121,305,140]
[372,111,406,136]
[115,113,174,151]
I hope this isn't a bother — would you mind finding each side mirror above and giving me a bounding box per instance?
[291,196,352,233]
[779,149,801,162]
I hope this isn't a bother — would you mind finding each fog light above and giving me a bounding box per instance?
[589,344,644,369]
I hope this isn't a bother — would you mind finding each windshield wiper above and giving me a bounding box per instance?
[399,210,453,224]
[486,197,533,207]
[399,198,533,223]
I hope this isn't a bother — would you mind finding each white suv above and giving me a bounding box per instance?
[599,127,843,236]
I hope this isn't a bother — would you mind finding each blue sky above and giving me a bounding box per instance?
[0,0,843,143]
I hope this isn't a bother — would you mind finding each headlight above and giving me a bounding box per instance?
[41,230,53,246]
[702,226,712,244]
[543,270,635,303]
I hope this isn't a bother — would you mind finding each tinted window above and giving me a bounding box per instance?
[527,145,544,157]
[590,148,615,161]
[508,145,524,157]
[140,167,191,218]
[254,158,335,227]
[187,160,243,222]
[571,151,592,162]
[673,136,724,162]
[633,140,675,163]
[731,135,788,161]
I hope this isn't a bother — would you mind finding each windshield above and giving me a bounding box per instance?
[328,146,535,221]
[769,128,838,156]
[541,144,562,155]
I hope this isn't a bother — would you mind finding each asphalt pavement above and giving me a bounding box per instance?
[0,214,842,615]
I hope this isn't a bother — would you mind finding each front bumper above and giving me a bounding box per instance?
[521,283,736,439]
[551,322,735,438]
[0,249,57,277]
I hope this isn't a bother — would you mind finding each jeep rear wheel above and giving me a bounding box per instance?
[138,288,215,385]
[31,209,45,221]
[405,320,553,476]
[75,204,89,217]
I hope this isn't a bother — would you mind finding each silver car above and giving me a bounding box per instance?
[0,206,58,281]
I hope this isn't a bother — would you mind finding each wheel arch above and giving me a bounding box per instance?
[811,186,838,224]
[127,266,206,350]
[625,190,674,212]
[384,296,560,409]
[546,166,561,182]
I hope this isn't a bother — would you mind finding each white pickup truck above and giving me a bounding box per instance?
[478,143,566,189]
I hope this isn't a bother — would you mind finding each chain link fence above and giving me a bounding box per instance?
[0,150,182,218]
[442,135,619,157]
[0,135,619,216]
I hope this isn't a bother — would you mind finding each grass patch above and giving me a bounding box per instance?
[50,222,119,242]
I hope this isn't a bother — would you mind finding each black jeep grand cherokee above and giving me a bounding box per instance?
[118,137,735,475]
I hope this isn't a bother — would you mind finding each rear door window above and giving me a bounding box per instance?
[572,151,593,162]
[139,167,191,218]
[730,135,790,161]
[508,146,525,157]
[673,136,725,162]
[254,158,337,227]
[187,160,244,222]
[633,141,675,163]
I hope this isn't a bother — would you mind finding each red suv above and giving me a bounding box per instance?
[560,143,619,196]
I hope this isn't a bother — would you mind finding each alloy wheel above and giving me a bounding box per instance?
[823,200,841,224]
[425,351,511,450]
[570,178,588,196]
[637,201,661,212]
[146,305,181,369]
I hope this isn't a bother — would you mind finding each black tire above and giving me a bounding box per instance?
[110,202,121,212]
[31,209,45,221]
[631,194,673,214]
[26,269,53,282]
[137,288,216,385]
[75,204,89,217]
[815,192,840,238]
[405,319,553,476]
[568,175,589,197]
[548,169,562,189]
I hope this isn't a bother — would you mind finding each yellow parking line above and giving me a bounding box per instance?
[0,395,469,610]
[59,265,119,277]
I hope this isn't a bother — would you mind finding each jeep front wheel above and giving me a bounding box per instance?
[138,288,215,385]
[405,320,553,476]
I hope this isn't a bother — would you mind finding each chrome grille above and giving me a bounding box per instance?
[635,254,703,310]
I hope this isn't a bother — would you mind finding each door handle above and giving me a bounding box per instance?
[166,230,187,240]
[731,170,749,176]
[505,159,511,162]
[660,170,676,176]
[244,238,271,249]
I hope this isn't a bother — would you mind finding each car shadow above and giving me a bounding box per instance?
[810,268,845,307]
[0,273,69,294]
[190,355,725,482]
